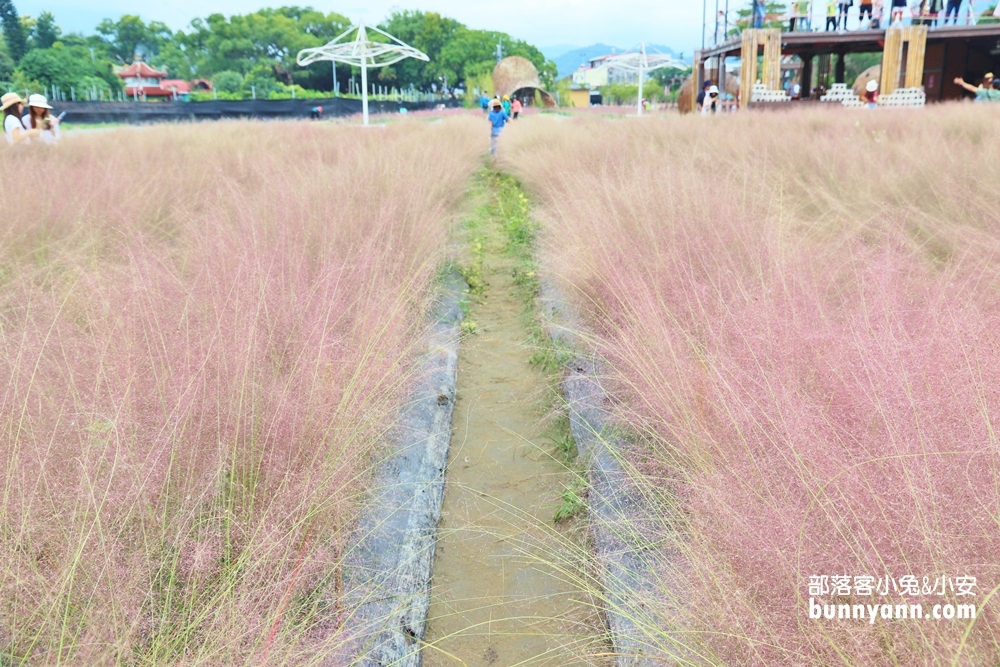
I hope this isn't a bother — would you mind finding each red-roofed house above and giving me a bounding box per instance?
[118,61,171,99]
[117,61,212,101]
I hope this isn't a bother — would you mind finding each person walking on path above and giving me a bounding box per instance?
[511,97,522,119]
[487,98,509,157]
[3,93,37,146]
[501,95,512,116]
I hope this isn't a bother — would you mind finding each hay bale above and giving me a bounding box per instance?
[492,56,557,107]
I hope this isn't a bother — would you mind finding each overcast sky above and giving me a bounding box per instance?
[15,0,707,55]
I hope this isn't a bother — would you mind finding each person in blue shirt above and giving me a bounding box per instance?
[480,92,490,114]
[487,98,509,156]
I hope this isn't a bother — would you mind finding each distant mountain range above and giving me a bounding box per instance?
[541,43,686,80]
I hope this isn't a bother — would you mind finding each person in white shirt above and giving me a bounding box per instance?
[2,92,38,146]
[22,94,60,144]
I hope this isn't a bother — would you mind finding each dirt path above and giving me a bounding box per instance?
[422,177,605,666]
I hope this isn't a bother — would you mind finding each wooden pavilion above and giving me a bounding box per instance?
[695,23,1000,107]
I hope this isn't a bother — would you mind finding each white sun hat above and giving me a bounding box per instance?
[708,85,720,94]
[27,94,52,109]
[866,79,878,92]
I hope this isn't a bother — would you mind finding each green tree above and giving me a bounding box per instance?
[244,63,285,96]
[17,43,121,92]
[0,0,27,61]
[180,8,347,82]
[376,11,461,92]
[377,11,556,94]
[211,70,243,93]
[33,11,60,49]
[96,15,172,63]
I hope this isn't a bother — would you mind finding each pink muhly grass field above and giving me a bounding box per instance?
[0,118,480,664]
[503,107,1000,665]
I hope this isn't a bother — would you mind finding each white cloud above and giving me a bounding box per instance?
[16,0,705,54]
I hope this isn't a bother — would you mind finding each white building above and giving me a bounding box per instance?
[571,54,639,88]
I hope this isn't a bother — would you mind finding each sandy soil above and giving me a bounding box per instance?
[422,200,607,666]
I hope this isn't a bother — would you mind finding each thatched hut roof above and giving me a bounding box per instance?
[492,56,557,107]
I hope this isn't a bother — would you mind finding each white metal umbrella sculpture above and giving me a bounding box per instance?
[606,43,689,116]
[296,23,429,126]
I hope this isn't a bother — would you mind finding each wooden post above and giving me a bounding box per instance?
[904,25,928,89]
[739,29,782,107]
[762,30,782,90]
[692,48,705,113]
[740,30,758,108]
[882,25,926,95]
[881,27,903,95]
[801,54,813,97]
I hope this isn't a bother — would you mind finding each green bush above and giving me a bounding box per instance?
[211,70,243,94]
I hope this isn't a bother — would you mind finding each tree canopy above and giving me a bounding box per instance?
[0,5,555,98]
[377,11,556,93]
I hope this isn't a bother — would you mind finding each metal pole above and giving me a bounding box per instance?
[637,42,645,115]
[360,25,370,125]
[702,0,707,50]
[332,61,336,95]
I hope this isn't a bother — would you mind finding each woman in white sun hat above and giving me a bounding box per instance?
[864,79,879,109]
[701,85,721,115]
[2,92,38,145]
[22,94,60,144]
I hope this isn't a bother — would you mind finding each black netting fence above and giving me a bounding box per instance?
[53,97,461,124]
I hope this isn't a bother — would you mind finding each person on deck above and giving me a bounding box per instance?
[859,0,875,27]
[487,98,509,156]
[872,0,884,26]
[943,0,960,23]
[3,93,37,146]
[839,0,853,29]
[827,0,839,28]
[891,0,907,23]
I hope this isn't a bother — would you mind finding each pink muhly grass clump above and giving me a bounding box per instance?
[504,106,1000,665]
[0,118,481,664]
